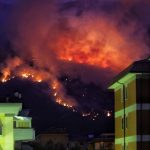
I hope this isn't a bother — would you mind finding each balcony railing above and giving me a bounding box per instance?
[13,116,35,141]
[14,116,31,128]
[14,128,35,141]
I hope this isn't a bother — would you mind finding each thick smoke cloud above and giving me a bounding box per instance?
[0,0,150,85]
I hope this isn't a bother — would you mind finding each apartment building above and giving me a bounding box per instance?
[0,103,35,150]
[108,58,150,150]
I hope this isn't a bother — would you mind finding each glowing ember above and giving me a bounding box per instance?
[37,79,42,82]
[82,113,91,117]
[2,78,7,83]
[22,73,30,78]
[1,68,11,83]
[52,81,58,90]
[106,111,111,117]
[54,92,57,97]
[50,78,76,109]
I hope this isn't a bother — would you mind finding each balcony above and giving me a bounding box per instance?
[13,116,35,141]
[14,116,32,128]
[0,103,22,115]
[14,128,35,141]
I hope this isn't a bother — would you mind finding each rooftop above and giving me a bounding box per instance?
[0,103,22,115]
[40,127,68,135]
[108,57,150,88]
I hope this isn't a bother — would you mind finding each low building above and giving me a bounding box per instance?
[69,135,87,150]
[90,133,114,150]
[36,127,68,149]
[0,103,35,150]
[108,57,150,150]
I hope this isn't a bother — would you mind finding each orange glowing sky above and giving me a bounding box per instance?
[49,16,148,73]
[0,0,150,121]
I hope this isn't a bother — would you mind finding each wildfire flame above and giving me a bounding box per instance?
[51,79,74,108]
[0,57,112,120]
[52,18,145,72]
[0,0,147,121]
[0,58,76,109]
[1,68,10,83]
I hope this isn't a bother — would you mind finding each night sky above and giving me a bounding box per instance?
[0,0,150,136]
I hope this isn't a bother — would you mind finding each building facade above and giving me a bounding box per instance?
[90,133,114,150]
[0,103,35,150]
[36,128,68,149]
[108,58,150,150]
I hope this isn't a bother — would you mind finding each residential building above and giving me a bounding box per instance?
[90,133,114,150]
[69,135,87,150]
[108,58,150,150]
[36,127,68,149]
[0,103,35,150]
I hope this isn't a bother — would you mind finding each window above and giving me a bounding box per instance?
[0,126,2,135]
[122,116,128,130]
[122,144,128,150]
[13,121,17,128]
[0,120,3,135]
[121,85,128,102]
[122,117,124,130]
[121,87,123,102]
[125,86,128,100]
[125,116,128,129]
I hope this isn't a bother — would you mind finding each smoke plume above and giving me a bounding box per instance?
[0,0,150,109]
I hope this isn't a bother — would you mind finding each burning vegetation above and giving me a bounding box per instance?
[0,0,150,120]
[0,56,112,120]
